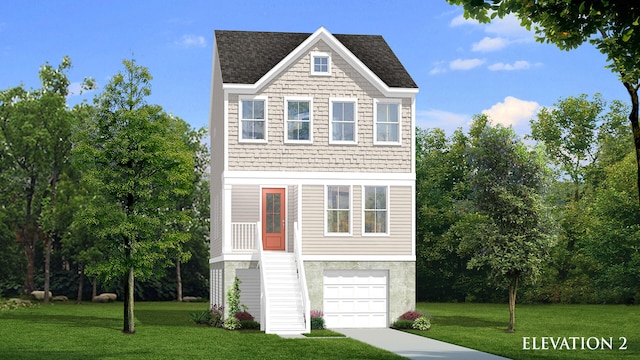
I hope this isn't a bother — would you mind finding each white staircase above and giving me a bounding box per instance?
[261,251,306,334]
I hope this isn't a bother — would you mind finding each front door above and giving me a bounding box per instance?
[262,188,286,251]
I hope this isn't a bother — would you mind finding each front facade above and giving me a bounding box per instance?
[209,27,418,333]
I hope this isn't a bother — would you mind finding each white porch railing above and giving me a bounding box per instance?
[256,221,268,332]
[293,222,311,334]
[232,222,257,251]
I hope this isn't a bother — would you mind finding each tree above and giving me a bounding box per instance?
[77,59,194,333]
[0,57,79,297]
[453,116,555,332]
[448,0,640,205]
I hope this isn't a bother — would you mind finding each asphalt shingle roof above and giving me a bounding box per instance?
[215,30,417,89]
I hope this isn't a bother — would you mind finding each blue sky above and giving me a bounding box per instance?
[0,0,629,136]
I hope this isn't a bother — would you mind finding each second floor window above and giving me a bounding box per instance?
[240,99,266,141]
[330,99,357,144]
[375,101,400,144]
[286,99,312,143]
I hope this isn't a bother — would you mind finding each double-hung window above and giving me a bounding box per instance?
[240,97,267,142]
[374,99,401,144]
[285,97,312,143]
[363,186,389,235]
[326,185,351,235]
[329,98,357,144]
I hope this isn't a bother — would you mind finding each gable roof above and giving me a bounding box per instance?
[214,29,418,89]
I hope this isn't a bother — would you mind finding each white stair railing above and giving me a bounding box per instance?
[256,221,268,332]
[293,222,311,334]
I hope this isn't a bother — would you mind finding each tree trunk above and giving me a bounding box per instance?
[623,82,640,211]
[76,265,84,304]
[506,275,518,333]
[22,228,36,295]
[176,260,183,302]
[123,233,135,334]
[44,235,51,304]
[91,277,97,300]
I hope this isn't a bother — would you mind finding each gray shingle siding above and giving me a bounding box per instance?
[214,30,417,89]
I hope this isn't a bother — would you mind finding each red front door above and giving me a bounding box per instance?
[262,188,286,251]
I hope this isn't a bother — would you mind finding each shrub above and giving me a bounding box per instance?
[412,316,431,331]
[223,316,241,330]
[398,310,421,322]
[310,309,325,330]
[208,304,224,328]
[391,319,414,329]
[190,310,211,325]
[239,320,260,329]
[234,311,254,321]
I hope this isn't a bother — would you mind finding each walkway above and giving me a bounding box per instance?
[335,328,510,360]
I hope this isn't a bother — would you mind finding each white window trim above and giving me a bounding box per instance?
[238,95,268,143]
[324,185,353,236]
[329,97,358,145]
[373,98,402,146]
[284,96,313,144]
[310,51,331,76]
[361,185,390,236]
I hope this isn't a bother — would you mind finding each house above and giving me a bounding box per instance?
[209,27,418,334]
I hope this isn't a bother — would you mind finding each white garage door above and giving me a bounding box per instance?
[323,270,388,328]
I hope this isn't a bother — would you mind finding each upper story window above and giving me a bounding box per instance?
[326,185,351,235]
[239,97,267,142]
[310,51,331,76]
[374,99,401,145]
[329,98,357,144]
[363,186,389,235]
[285,97,312,143]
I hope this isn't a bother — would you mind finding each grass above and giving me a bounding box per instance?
[303,329,346,337]
[0,301,401,360]
[412,302,639,360]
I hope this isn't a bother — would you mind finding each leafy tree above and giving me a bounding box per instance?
[448,0,640,204]
[77,59,194,333]
[0,57,81,297]
[453,116,555,332]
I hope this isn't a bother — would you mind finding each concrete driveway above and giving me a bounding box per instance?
[335,328,510,360]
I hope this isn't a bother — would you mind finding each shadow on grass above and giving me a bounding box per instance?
[135,309,194,327]
[0,349,152,360]
[1,312,120,330]
[434,315,505,328]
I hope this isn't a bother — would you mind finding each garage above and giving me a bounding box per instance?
[323,270,388,328]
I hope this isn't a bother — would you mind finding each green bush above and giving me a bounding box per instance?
[223,316,241,330]
[189,310,211,325]
[239,320,260,330]
[208,304,224,328]
[391,319,414,329]
[412,316,431,331]
[311,316,325,330]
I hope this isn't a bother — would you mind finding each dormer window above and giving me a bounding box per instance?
[310,52,331,76]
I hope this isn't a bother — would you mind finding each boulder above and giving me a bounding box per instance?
[8,298,31,305]
[182,296,202,302]
[52,295,68,302]
[100,293,117,301]
[30,290,52,300]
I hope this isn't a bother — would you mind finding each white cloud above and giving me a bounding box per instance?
[471,36,508,52]
[416,109,469,132]
[176,34,206,48]
[449,14,479,27]
[482,96,541,129]
[429,61,448,75]
[488,60,541,71]
[485,14,533,39]
[450,58,485,70]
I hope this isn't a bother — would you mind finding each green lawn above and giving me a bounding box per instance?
[0,301,401,360]
[1,301,638,360]
[413,302,639,360]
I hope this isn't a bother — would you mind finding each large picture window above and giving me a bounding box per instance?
[363,186,388,234]
[240,98,266,141]
[326,185,351,234]
[330,98,357,144]
[285,98,312,143]
[374,100,400,144]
